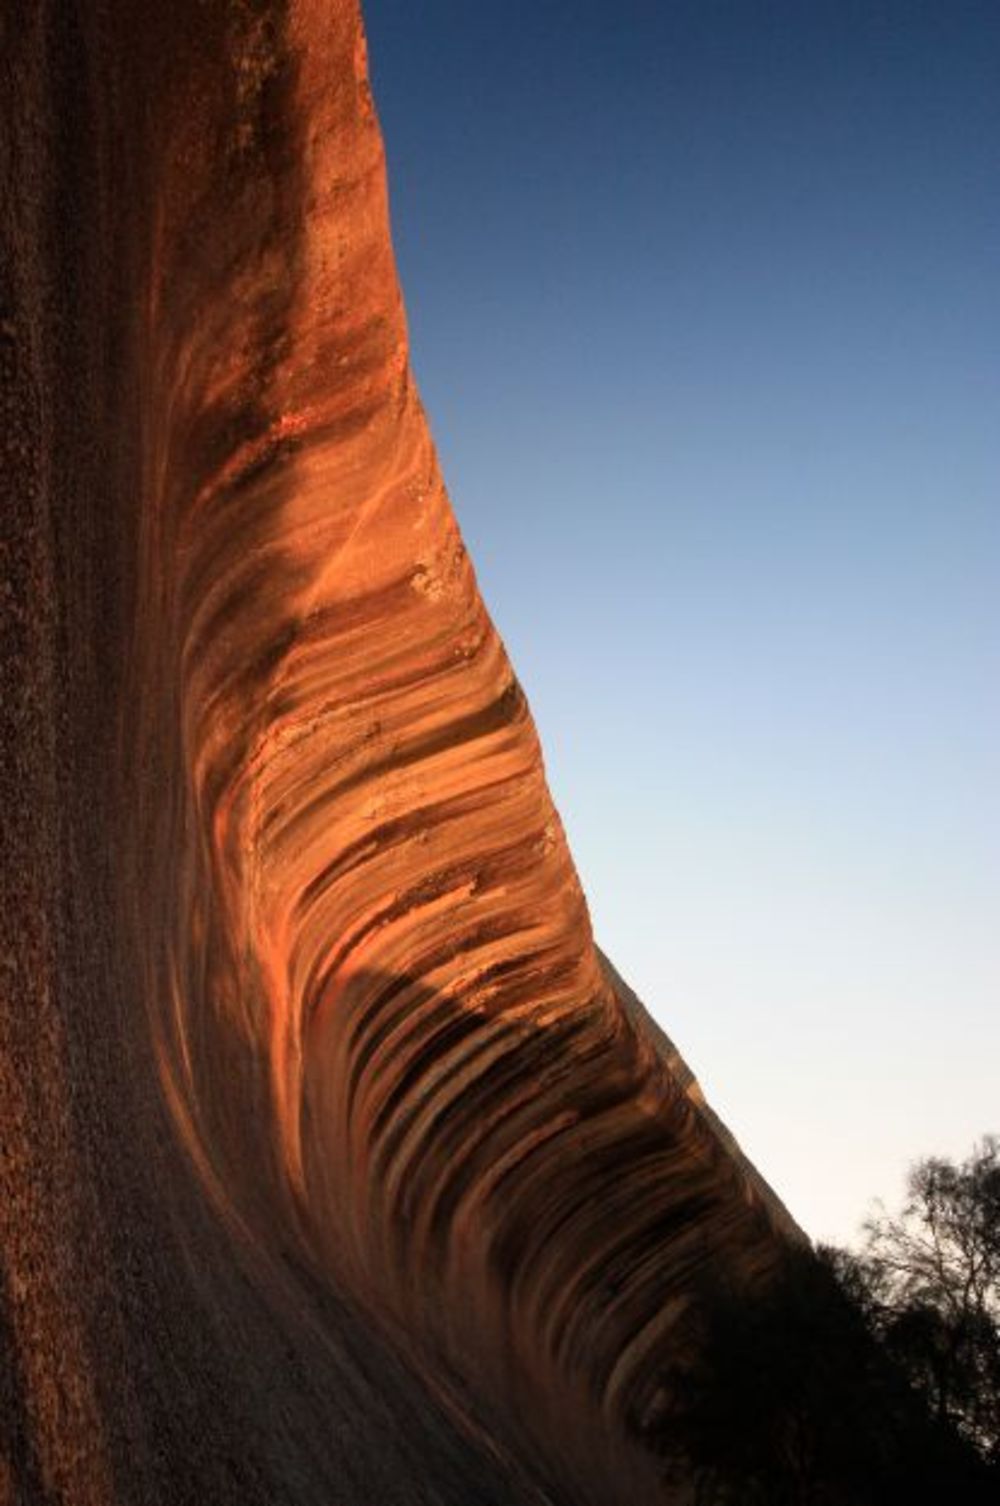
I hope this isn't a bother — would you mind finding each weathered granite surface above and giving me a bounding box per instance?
[0,6,797,1502]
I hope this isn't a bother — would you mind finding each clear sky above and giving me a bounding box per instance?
[361,0,999,1247]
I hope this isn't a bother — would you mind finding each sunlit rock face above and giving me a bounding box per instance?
[1,3,797,1502]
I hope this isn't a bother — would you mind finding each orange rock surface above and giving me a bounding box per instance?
[1,4,797,1502]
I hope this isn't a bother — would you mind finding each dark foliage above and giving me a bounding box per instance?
[649,1141,1000,1504]
[858,1135,1000,1467]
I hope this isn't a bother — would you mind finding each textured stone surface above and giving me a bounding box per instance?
[1,4,797,1502]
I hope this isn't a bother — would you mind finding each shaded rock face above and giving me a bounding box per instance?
[1,3,797,1503]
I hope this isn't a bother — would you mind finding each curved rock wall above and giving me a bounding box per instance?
[1,4,798,1502]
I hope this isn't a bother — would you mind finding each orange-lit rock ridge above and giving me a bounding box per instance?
[2,2,798,1502]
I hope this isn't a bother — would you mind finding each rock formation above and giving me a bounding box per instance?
[1,4,798,1502]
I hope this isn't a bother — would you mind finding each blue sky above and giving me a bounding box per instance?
[362,0,999,1244]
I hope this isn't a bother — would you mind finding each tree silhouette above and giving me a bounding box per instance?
[654,1223,998,1503]
[659,1247,885,1505]
[859,1135,1000,1467]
